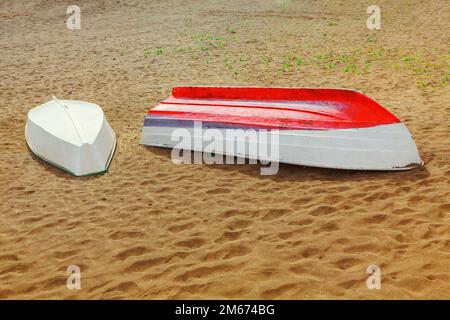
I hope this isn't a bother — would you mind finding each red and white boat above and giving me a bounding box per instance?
[141,87,422,170]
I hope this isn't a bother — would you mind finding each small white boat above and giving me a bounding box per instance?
[25,97,116,176]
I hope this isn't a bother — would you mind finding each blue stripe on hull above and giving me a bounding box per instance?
[143,116,273,130]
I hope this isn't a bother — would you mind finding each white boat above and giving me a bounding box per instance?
[141,87,422,170]
[25,97,116,176]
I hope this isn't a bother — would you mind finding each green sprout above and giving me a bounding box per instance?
[262,56,271,65]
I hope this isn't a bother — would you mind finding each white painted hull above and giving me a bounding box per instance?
[26,98,116,176]
[141,123,422,170]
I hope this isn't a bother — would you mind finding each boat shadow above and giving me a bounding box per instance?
[144,146,430,183]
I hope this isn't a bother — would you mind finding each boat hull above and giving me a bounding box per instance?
[26,98,116,176]
[141,122,422,171]
[141,87,422,171]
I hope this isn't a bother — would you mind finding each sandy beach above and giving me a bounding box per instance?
[0,0,449,299]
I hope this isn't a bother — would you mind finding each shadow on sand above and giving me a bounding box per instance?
[144,146,430,184]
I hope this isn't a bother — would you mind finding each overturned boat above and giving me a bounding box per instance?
[26,97,116,176]
[141,87,422,170]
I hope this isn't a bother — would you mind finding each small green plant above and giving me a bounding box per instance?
[343,63,358,74]
[239,56,249,62]
[228,26,236,34]
[363,60,370,73]
[281,61,292,72]
[155,48,163,55]
[224,57,238,75]
[327,61,337,69]
[208,36,223,48]
[369,48,385,59]
[367,36,377,43]
[413,67,427,75]
[280,53,303,72]
[402,53,421,63]
[443,73,449,85]
[262,56,271,65]
[195,35,225,50]
[206,35,222,41]
[144,49,151,57]
[416,79,429,88]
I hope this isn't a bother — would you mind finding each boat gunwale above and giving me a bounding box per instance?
[25,122,117,177]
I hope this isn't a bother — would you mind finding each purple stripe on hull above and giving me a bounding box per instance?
[143,116,284,130]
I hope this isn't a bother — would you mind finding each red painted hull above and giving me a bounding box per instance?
[146,87,400,130]
[142,87,422,170]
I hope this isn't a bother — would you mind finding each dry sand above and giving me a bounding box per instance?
[0,0,449,299]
